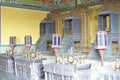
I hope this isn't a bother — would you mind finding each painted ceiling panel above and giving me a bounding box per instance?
[0,0,103,11]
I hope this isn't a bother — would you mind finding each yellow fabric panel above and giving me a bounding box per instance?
[106,16,110,32]
[89,5,101,43]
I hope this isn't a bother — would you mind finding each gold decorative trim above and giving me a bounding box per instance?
[100,0,120,13]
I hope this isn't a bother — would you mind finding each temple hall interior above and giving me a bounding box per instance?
[0,0,120,80]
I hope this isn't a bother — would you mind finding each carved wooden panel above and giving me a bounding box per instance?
[112,41,118,54]
[74,41,80,52]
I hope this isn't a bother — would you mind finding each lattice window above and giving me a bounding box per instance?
[40,23,46,36]
[64,19,73,34]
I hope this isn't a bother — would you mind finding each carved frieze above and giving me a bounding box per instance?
[48,10,60,18]
[100,0,120,13]
[48,3,92,21]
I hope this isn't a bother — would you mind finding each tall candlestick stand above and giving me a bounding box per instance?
[9,36,16,55]
[95,31,108,66]
[25,35,32,58]
[54,47,59,58]
[52,34,61,58]
[98,49,105,66]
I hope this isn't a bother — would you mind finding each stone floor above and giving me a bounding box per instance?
[0,71,25,80]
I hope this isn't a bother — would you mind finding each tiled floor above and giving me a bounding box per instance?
[0,71,25,80]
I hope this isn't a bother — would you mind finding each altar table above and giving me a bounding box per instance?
[44,63,91,80]
[0,54,15,73]
[15,58,46,80]
[97,65,120,80]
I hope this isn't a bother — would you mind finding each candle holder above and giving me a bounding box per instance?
[56,56,61,64]
[67,54,74,64]
[80,56,84,64]
[31,53,36,58]
[115,58,120,70]
[61,54,66,64]
[9,36,16,55]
